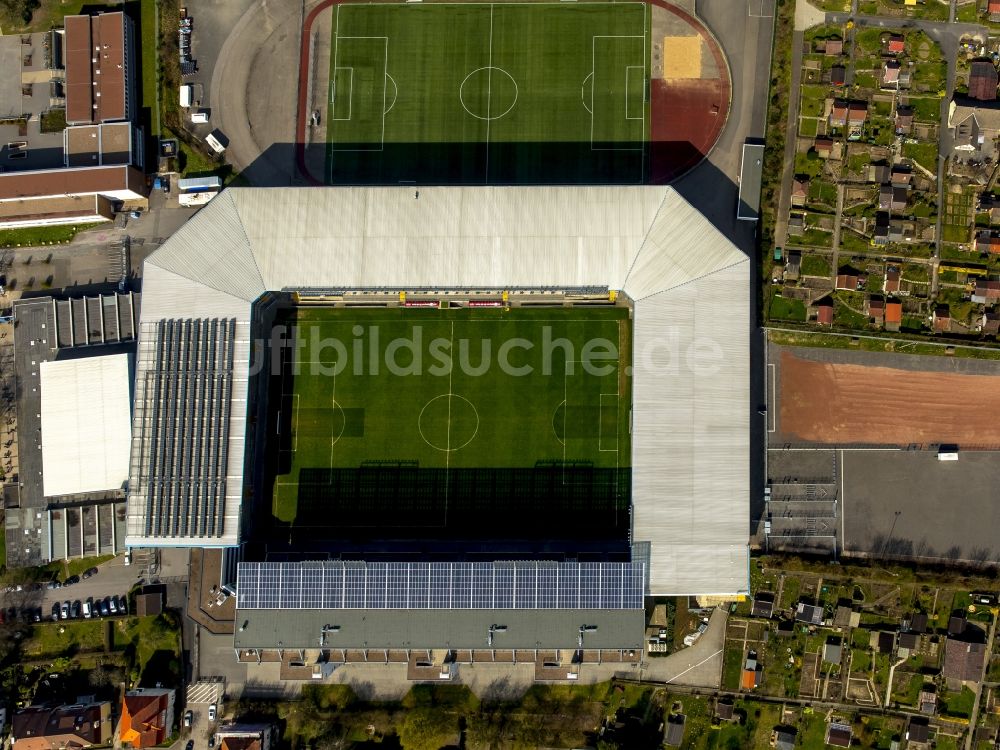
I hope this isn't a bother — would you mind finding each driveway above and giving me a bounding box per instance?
[641,606,727,688]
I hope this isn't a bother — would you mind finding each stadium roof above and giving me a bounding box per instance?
[40,353,132,497]
[129,186,750,596]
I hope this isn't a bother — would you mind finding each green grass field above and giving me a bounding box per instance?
[271,307,632,540]
[326,2,649,184]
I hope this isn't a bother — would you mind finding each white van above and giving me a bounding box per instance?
[179,85,193,108]
[82,599,92,619]
[190,111,208,124]
[205,132,226,154]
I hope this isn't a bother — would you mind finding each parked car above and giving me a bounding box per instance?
[64,575,80,586]
[118,595,128,615]
[186,741,194,750]
[82,599,92,619]
[108,597,118,615]
[59,601,69,620]
[31,608,41,622]
[208,704,216,722]
[184,711,192,729]
[208,736,215,749]
[46,580,61,590]
[99,598,110,617]
[82,567,99,580]
[70,601,80,619]
[51,603,60,621]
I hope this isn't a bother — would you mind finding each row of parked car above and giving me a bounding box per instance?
[53,594,128,621]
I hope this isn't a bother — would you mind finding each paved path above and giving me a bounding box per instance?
[831,183,846,276]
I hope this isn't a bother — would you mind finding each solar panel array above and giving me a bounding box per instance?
[129,318,235,538]
[237,561,645,610]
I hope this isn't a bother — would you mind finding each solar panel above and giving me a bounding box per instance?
[236,560,645,610]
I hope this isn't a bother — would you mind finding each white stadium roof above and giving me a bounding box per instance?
[129,186,750,595]
[40,353,132,498]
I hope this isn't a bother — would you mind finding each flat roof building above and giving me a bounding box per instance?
[64,13,134,125]
[39,354,132,498]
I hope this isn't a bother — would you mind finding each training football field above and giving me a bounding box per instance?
[326,2,650,184]
[271,307,633,539]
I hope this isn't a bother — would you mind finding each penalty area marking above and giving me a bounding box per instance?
[385,73,398,114]
[581,72,593,114]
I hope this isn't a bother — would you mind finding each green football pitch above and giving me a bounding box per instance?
[326,2,650,185]
[271,307,632,532]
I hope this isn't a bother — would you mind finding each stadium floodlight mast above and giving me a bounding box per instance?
[487,623,508,647]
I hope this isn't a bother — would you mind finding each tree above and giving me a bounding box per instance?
[396,708,455,750]
[0,0,38,25]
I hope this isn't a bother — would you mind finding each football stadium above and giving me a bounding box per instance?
[126,186,749,663]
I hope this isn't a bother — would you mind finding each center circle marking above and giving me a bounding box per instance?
[459,66,519,121]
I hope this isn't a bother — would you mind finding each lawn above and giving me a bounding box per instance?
[326,2,648,185]
[140,0,160,136]
[768,294,807,322]
[722,643,744,691]
[910,96,942,122]
[23,620,108,658]
[272,306,632,540]
[2,0,116,33]
[902,141,939,173]
[118,613,182,686]
[801,253,831,277]
[0,223,103,249]
[942,686,976,718]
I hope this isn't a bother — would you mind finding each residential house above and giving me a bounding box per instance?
[877,631,895,654]
[833,603,855,629]
[12,703,112,750]
[975,230,1000,253]
[895,106,914,135]
[742,651,762,689]
[886,35,905,55]
[907,612,928,634]
[664,715,686,747]
[848,101,868,126]
[879,184,908,212]
[776,619,796,637]
[814,299,835,326]
[981,310,1000,336]
[795,602,824,625]
[972,279,1000,304]
[873,211,890,246]
[884,265,901,293]
[991,0,1000,22]
[906,718,931,744]
[943,636,988,688]
[830,100,848,128]
[715,700,735,723]
[216,724,273,750]
[949,100,1000,152]
[919,688,937,715]
[826,721,853,747]
[885,300,903,332]
[949,610,968,637]
[934,305,952,333]
[969,60,999,102]
[869,164,891,183]
[882,60,901,87]
[867,295,885,324]
[775,728,796,750]
[831,65,847,87]
[751,592,776,619]
[835,271,864,291]
[823,636,843,665]
[119,689,175,749]
[815,137,834,158]
[889,220,907,242]
[823,39,844,56]
[791,178,809,206]
[891,167,912,186]
[898,631,918,651]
